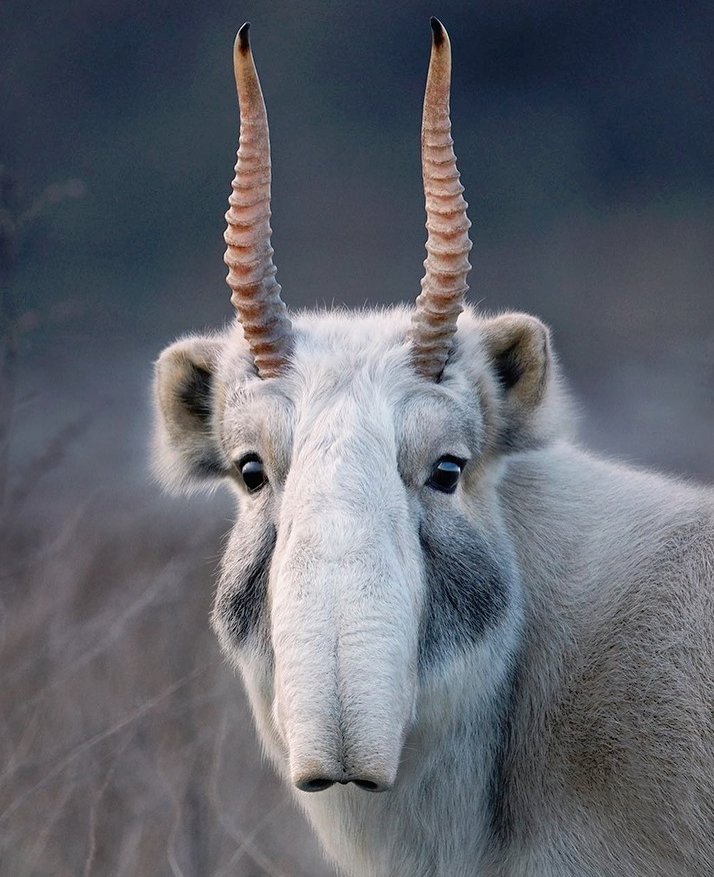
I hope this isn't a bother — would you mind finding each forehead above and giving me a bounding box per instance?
[219,307,485,458]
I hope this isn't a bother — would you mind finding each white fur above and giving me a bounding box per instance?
[153,305,714,876]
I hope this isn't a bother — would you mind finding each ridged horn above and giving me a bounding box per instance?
[224,22,293,379]
[409,18,473,381]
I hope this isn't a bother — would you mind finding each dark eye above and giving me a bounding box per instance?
[427,456,464,494]
[237,453,267,493]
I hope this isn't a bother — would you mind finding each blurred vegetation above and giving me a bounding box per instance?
[0,502,331,875]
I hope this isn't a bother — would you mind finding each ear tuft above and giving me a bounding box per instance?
[152,336,228,493]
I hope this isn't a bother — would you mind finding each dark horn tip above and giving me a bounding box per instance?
[237,22,251,53]
[430,17,445,47]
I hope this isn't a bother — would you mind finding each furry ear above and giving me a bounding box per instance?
[480,313,562,451]
[152,335,229,492]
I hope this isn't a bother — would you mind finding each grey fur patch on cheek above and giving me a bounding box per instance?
[418,513,511,670]
[487,652,521,848]
[213,525,276,651]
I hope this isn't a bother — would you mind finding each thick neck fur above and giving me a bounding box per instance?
[491,445,713,877]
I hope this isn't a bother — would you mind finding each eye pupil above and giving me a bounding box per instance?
[427,457,464,493]
[238,455,267,493]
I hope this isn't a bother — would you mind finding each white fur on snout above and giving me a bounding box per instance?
[270,401,422,790]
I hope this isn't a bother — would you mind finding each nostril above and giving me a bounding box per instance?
[295,777,335,793]
[351,778,387,792]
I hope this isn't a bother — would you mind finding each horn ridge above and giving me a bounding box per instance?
[224,23,293,379]
[409,18,473,382]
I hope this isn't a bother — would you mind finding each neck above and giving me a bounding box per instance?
[492,441,714,873]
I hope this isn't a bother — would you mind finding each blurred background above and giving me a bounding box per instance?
[1,0,712,874]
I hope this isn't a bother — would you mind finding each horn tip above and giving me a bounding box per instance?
[430,17,446,48]
[237,22,251,54]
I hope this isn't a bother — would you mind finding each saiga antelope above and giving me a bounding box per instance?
[152,20,714,877]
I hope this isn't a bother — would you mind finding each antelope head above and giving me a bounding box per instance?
[153,20,565,794]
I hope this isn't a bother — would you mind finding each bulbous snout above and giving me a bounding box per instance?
[277,638,413,795]
[270,419,423,798]
[270,520,422,798]
[288,730,403,794]
[286,699,405,793]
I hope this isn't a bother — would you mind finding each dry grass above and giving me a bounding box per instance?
[0,496,332,876]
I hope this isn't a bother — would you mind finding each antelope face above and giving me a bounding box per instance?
[154,307,558,792]
[152,20,562,793]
